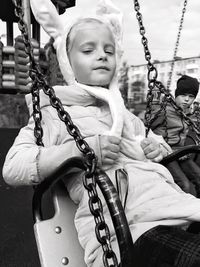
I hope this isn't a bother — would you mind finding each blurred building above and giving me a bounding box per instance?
[128,56,200,110]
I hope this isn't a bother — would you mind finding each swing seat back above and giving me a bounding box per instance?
[34,182,86,267]
[33,157,135,267]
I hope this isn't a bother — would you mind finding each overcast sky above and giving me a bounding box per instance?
[71,0,200,66]
[0,0,200,66]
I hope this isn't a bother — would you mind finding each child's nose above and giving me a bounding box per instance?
[97,49,107,61]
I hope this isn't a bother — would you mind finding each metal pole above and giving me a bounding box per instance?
[6,22,13,46]
[32,21,40,44]
[22,0,31,37]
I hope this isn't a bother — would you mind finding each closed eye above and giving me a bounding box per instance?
[82,49,94,54]
[105,46,115,55]
[105,50,114,55]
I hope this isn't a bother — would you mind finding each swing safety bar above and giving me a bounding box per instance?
[161,145,200,165]
[32,156,134,267]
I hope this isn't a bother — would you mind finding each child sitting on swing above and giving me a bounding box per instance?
[151,75,200,197]
[3,0,200,266]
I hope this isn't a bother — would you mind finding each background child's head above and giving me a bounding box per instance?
[66,18,116,88]
[175,75,199,98]
[175,75,199,112]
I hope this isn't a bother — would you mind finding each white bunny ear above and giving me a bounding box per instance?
[97,0,123,30]
[96,0,123,54]
[30,0,64,42]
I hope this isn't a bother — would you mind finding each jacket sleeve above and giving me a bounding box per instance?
[2,111,102,187]
[148,129,172,157]
[150,109,165,132]
[129,110,172,158]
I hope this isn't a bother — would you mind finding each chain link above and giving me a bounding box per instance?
[133,0,200,142]
[82,168,118,266]
[167,0,188,90]
[194,108,200,131]
[193,108,200,144]
[13,0,118,265]
[133,0,160,136]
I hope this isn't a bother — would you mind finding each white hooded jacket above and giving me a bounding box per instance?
[3,84,200,266]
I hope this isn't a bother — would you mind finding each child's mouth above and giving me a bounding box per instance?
[94,66,110,71]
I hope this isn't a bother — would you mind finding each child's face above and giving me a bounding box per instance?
[175,93,195,111]
[68,22,116,88]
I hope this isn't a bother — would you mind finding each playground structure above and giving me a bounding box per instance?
[0,0,70,95]
[0,36,39,93]
[0,1,75,266]
[0,0,71,129]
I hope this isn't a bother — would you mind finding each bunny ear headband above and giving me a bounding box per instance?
[30,0,125,138]
[30,0,123,85]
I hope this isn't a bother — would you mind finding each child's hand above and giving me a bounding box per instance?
[140,137,163,162]
[99,135,121,166]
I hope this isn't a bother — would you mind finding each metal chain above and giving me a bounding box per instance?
[133,0,200,142]
[191,107,200,144]
[13,0,44,145]
[82,170,118,267]
[13,1,118,265]
[167,0,188,90]
[134,0,159,136]
[194,108,200,131]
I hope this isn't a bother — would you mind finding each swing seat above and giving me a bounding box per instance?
[33,157,134,267]
[34,182,86,267]
[32,146,200,267]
